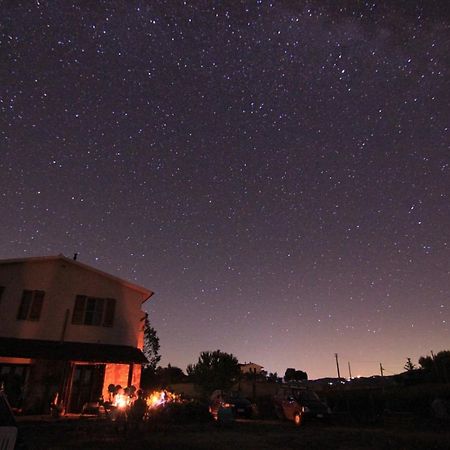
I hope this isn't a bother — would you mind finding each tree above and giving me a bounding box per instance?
[419,350,450,383]
[418,355,433,371]
[187,350,241,395]
[404,357,416,371]
[143,313,161,371]
[155,364,186,386]
[267,372,280,383]
[284,368,308,382]
[295,370,308,381]
[141,313,161,389]
[284,368,296,382]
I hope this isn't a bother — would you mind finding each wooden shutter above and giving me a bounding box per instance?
[72,295,86,324]
[103,298,116,327]
[29,290,44,320]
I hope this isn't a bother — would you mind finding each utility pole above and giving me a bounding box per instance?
[335,353,341,379]
[380,362,386,396]
[348,361,352,379]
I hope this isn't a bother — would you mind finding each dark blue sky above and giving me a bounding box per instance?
[1,1,449,378]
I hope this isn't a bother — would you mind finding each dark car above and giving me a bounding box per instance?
[274,386,331,426]
[225,391,253,418]
[209,390,253,420]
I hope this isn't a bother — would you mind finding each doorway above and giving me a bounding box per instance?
[69,364,105,413]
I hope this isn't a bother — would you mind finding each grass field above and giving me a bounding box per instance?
[17,416,450,450]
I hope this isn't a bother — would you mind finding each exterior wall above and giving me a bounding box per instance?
[168,382,202,398]
[0,259,148,348]
[102,363,141,399]
[240,363,264,374]
[131,364,142,391]
[233,380,279,398]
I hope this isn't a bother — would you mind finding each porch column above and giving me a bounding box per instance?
[127,363,134,387]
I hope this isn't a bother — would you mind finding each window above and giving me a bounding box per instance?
[0,364,29,409]
[71,295,116,327]
[17,290,45,321]
[0,286,4,304]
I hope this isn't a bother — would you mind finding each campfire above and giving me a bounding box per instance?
[146,390,181,409]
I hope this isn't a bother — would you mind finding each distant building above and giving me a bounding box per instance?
[239,362,264,375]
[0,255,153,413]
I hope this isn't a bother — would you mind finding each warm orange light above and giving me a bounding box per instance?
[146,390,181,409]
[114,393,129,409]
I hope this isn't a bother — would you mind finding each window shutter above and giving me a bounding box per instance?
[17,290,32,320]
[29,290,45,320]
[103,298,116,327]
[72,295,86,324]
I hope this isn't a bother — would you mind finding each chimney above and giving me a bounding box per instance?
[73,253,78,261]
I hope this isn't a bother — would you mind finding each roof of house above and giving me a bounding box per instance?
[239,362,264,368]
[0,254,153,300]
[0,337,148,364]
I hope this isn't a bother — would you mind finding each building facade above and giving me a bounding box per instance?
[239,362,264,375]
[0,255,153,413]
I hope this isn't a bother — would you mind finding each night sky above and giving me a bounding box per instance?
[1,1,449,379]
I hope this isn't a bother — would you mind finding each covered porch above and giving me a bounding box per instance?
[0,337,147,414]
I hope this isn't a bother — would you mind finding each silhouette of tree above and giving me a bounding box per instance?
[404,357,416,371]
[187,350,240,394]
[419,355,433,371]
[143,313,161,371]
[284,368,308,382]
[284,368,296,382]
[267,372,281,383]
[141,313,161,389]
[419,350,450,383]
[155,364,186,385]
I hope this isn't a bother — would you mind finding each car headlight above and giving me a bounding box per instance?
[302,406,310,413]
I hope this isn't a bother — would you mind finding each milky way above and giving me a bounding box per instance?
[1,1,449,378]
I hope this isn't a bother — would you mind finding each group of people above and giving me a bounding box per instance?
[109,387,147,431]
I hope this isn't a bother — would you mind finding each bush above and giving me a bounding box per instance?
[323,383,450,424]
[324,388,384,424]
[383,383,450,417]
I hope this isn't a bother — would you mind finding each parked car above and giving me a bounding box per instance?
[273,386,331,426]
[209,390,253,420]
[225,391,253,418]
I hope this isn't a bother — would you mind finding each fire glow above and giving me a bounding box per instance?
[146,390,181,409]
[114,393,129,409]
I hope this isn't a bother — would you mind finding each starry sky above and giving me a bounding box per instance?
[1,1,449,379]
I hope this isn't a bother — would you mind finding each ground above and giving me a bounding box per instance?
[17,416,450,450]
